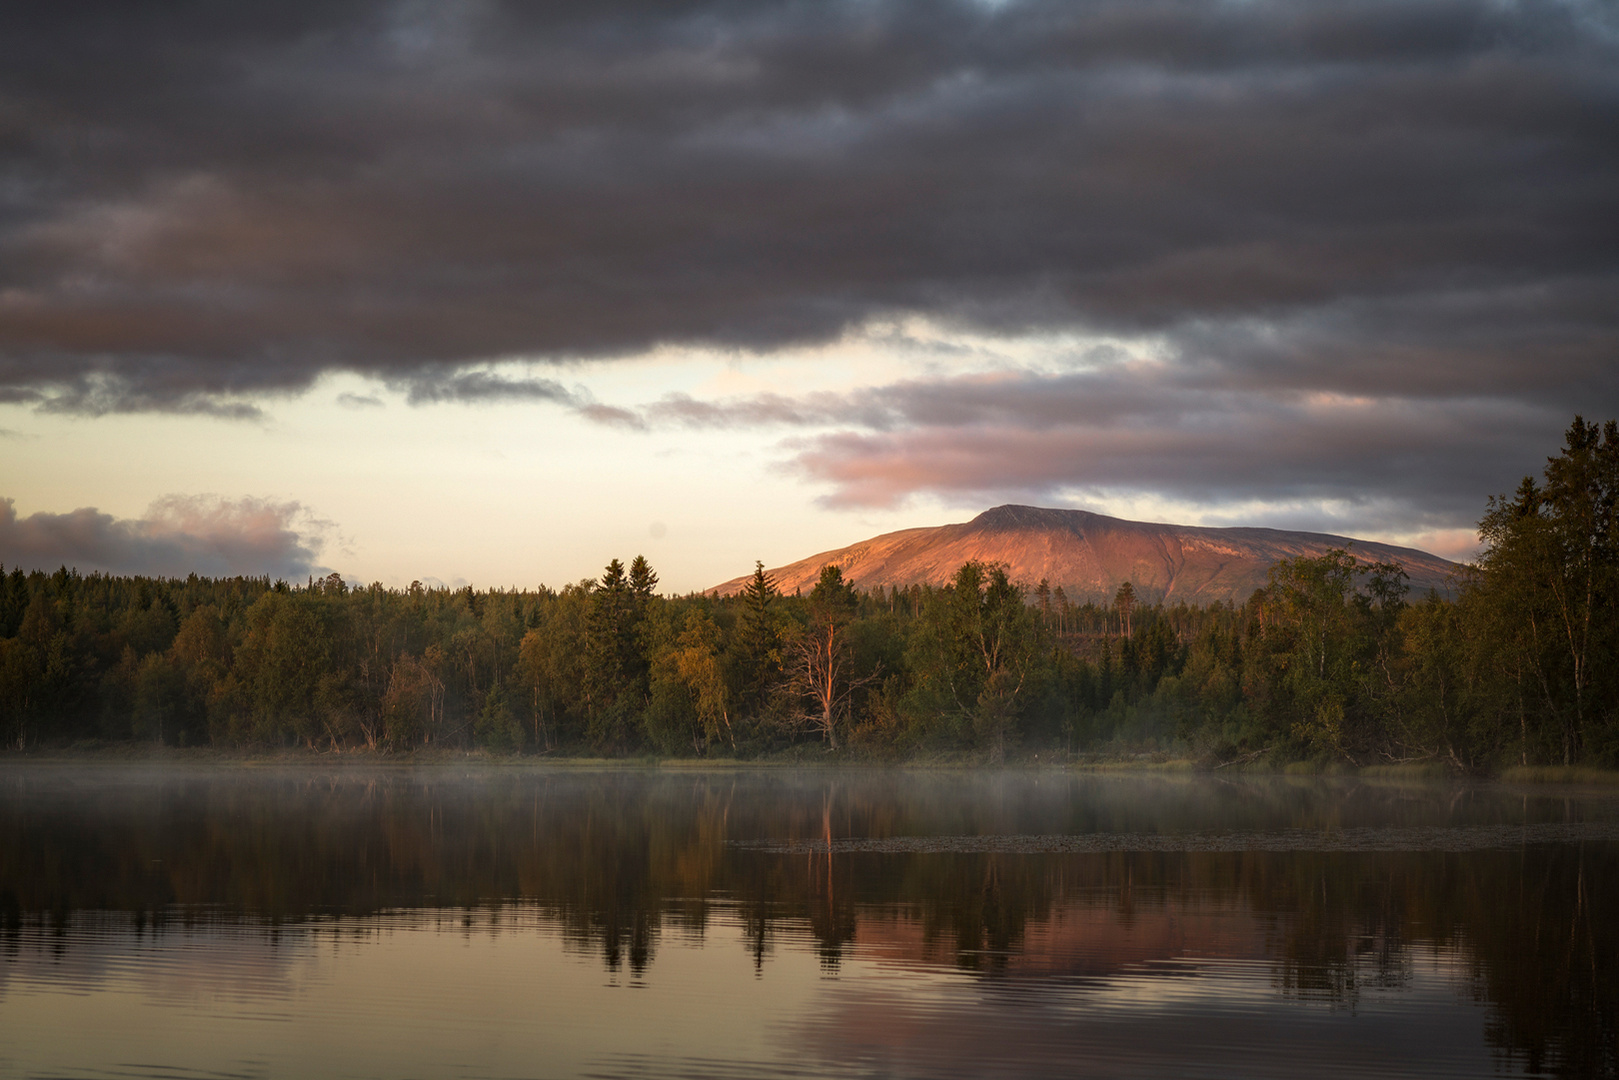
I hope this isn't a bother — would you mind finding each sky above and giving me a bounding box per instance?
[1,0,1616,593]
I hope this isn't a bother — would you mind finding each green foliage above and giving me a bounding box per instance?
[900,563,1046,757]
[783,564,872,750]
[1473,417,1619,765]
[0,418,1615,766]
[584,559,649,751]
[474,681,524,752]
[726,562,788,735]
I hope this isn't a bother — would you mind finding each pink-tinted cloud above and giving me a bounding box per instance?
[0,495,330,579]
[787,404,1539,530]
[606,364,1554,532]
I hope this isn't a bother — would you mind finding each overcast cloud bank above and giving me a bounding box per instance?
[1,0,1615,554]
[3,0,1612,402]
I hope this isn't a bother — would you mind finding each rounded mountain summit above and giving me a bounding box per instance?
[713,505,1459,604]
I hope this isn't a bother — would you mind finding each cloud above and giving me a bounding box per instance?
[2,1,1612,542]
[33,380,266,420]
[605,360,1560,532]
[390,369,647,427]
[336,391,383,409]
[398,371,579,407]
[0,371,266,419]
[0,0,1610,421]
[646,391,859,429]
[0,495,332,579]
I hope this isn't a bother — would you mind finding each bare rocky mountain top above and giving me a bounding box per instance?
[712,504,1461,603]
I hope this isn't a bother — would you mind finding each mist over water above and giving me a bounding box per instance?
[0,767,1613,1079]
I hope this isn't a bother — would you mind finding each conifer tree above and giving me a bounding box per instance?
[629,555,659,605]
[735,562,783,718]
[584,559,646,749]
[1476,417,1619,764]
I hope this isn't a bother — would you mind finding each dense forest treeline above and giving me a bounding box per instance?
[2,418,1615,769]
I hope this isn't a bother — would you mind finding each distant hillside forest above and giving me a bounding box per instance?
[3,419,1616,769]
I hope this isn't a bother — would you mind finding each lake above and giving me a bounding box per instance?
[0,766,1614,1079]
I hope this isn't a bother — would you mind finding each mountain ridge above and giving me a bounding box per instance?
[711,505,1460,603]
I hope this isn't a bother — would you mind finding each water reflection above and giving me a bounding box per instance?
[0,767,1613,1078]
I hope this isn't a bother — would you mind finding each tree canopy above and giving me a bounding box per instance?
[2,420,1614,769]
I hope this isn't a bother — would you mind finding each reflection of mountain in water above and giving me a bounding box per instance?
[0,768,1611,1075]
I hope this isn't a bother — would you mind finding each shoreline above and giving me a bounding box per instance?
[4,743,1617,785]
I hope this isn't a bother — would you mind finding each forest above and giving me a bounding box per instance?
[1,418,1614,769]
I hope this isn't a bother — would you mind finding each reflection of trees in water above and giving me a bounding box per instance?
[1470,844,1613,1079]
[1263,853,1416,1009]
[0,770,1612,1074]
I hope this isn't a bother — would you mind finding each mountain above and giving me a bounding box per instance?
[711,505,1461,603]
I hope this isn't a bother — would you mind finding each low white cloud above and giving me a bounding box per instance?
[0,495,333,579]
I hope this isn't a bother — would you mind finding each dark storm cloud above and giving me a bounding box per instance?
[0,0,1614,529]
[0,0,1613,404]
[0,496,329,578]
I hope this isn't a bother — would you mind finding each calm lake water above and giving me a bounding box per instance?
[0,766,1614,1079]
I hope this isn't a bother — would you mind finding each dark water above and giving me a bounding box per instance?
[0,766,1614,1079]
